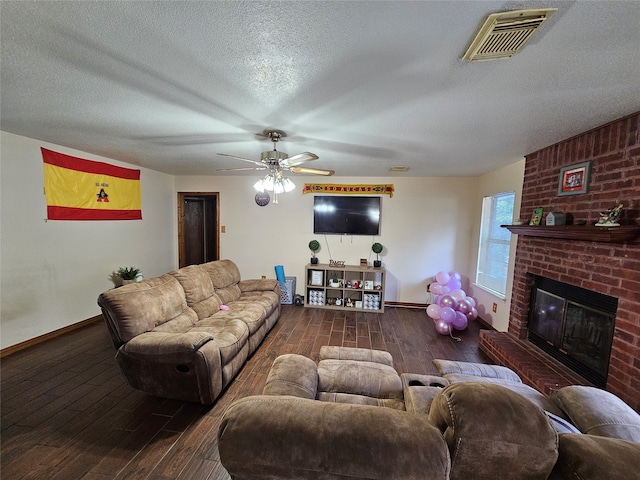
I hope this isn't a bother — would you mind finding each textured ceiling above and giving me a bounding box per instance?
[1,1,639,177]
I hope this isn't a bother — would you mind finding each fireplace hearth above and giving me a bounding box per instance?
[527,275,617,388]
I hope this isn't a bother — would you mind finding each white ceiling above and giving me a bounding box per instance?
[1,1,639,177]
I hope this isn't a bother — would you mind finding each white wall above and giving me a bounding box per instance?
[1,130,525,349]
[467,159,526,331]
[175,175,478,304]
[0,132,177,349]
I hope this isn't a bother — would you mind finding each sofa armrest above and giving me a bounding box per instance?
[263,354,318,399]
[219,396,450,480]
[548,434,640,480]
[239,278,279,293]
[122,331,214,359]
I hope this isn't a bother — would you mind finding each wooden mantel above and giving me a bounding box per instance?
[502,224,640,243]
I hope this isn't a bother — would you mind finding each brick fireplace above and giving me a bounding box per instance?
[479,112,640,411]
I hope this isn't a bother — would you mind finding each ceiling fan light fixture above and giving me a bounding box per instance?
[260,173,276,192]
[282,177,296,192]
[253,178,266,192]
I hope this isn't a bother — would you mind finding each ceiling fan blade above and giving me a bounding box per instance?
[217,153,266,168]
[290,166,335,176]
[280,152,318,167]
[216,167,267,172]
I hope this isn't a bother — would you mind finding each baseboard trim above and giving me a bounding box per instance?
[475,317,495,330]
[386,302,495,332]
[0,315,103,358]
[385,301,428,308]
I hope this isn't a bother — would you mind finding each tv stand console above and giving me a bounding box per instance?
[304,263,385,313]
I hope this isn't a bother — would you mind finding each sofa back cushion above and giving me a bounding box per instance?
[551,385,640,442]
[201,259,241,303]
[429,382,558,480]
[98,274,196,344]
[169,265,221,319]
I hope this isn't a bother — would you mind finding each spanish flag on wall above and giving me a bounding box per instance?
[42,148,142,220]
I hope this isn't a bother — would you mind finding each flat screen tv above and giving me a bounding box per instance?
[313,196,381,236]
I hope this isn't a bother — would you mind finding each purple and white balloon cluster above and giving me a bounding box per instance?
[426,271,478,335]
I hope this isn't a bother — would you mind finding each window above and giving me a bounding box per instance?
[476,191,515,297]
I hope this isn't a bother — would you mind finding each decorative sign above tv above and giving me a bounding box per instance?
[313,196,381,236]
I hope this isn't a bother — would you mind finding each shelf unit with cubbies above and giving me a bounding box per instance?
[305,263,385,313]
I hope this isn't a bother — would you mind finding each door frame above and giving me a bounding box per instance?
[177,192,220,268]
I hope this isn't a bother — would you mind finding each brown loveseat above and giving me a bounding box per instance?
[218,348,640,479]
[98,259,280,404]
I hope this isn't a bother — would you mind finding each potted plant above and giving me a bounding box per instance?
[371,243,383,268]
[309,240,320,264]
[329,273,340,288]
[116,266,141,286]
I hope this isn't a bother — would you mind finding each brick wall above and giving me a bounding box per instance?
[509,112,640,410]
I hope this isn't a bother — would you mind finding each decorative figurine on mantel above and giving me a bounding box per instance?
[596,202,623,227]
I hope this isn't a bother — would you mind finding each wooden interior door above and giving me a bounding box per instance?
[178,192,219,268]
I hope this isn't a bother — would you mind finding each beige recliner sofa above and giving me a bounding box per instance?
[218,348,640,480]
[98,259,280,404]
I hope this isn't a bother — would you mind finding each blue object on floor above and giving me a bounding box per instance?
[275,265,286,282]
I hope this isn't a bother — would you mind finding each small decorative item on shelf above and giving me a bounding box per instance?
[309,240,320,264]
[372,242,383,267]
[596,203,623,227]
[529,208,543,226]
[545,211,566,226]
[329,273,340,288]
[116,266,141,286]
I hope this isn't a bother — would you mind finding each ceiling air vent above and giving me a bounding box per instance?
[463,8,557,62]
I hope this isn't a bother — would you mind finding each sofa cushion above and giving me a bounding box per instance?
[548,434,640,480]
[317,392,405,410]
[202,303,266,336]
[201,259,241,287]
[237,290,280,316]
[429,382,558,480]
[318,359,403,401]
[169,265,221,319]
[201,260,242,303]
[442,373,567,417]
[320,345,394,367]
[263,354,319,399]
[98,274,193,343]
[151,308,199,334]
[433,359,522,382]
[550,385,640,441]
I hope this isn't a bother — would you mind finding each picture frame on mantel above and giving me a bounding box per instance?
[558,161,590,196]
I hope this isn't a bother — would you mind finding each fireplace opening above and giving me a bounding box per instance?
[527,275,617,388]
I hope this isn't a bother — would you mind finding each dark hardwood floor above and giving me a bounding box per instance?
[1,305,489,479]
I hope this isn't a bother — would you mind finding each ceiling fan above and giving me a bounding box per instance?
[217,129,335,204]
[218,129,335,175]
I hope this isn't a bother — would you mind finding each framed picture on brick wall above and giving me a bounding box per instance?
[558,161,590,196]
